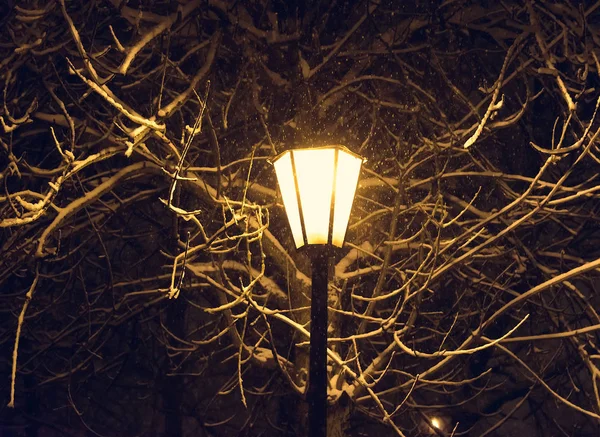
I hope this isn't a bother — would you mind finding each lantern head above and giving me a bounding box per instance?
[272,145,363,249]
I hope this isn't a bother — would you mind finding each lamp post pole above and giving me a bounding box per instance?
[308,247,329,437]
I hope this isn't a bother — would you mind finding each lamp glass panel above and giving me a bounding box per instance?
[331,151,362,247]
[273,152,304,248]
[293,149,336,245]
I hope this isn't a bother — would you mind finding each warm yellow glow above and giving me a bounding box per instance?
[331,151,362,247]
[431,417,442,429]
[293,148,335,245]
[273,152,304,248]
[273,146,362,249]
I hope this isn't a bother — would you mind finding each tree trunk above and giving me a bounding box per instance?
[162,291,186,436]
[327,394,353,437]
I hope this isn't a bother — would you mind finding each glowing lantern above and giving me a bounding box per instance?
[272,145,363,249]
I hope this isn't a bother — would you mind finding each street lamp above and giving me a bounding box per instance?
[272,145,363,437]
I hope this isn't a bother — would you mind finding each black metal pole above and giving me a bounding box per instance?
[308,248,329,437]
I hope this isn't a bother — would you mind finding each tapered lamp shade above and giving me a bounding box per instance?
[272,146,363,249]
